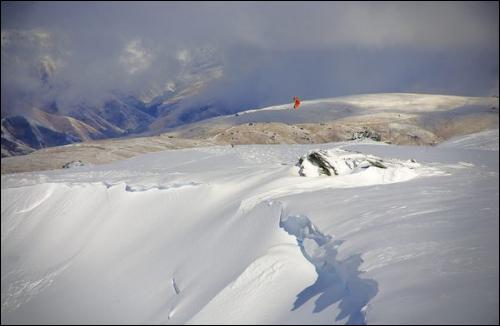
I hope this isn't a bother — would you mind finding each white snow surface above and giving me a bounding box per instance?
[1,133,499,324]
[211,93,498,125]
[439,128,499,151]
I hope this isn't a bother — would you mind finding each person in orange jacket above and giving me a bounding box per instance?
[293,96,301,110]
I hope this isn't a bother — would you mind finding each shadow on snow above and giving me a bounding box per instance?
[279,212,378,325]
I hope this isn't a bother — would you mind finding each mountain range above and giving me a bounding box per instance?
[1,46,225,157]
[1,93,498,174]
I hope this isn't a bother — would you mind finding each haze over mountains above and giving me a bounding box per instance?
[1,45,225,157]
[2,2,498,159]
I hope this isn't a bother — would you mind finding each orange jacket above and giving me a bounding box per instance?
[293,96,301,109]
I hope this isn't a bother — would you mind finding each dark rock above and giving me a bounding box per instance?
[297,149,390,177]
[62,160,85,169]
[367,159,387,169]
[302,150,337,176]
[351,128,382,141]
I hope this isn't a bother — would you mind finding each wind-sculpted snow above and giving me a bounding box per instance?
[279,205,378,325]
[1,139,498,324]
[189,200,378,325]
[123,181,202,192]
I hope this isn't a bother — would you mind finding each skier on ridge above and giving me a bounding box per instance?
[293,96,301,110]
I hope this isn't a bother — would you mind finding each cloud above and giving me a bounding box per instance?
[1,1,498,119]
[120,39,152,75]
[176,49,191,65]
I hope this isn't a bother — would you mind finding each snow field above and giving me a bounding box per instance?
[2,131,498,324]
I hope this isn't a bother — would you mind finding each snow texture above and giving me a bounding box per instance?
[1,130,498,324]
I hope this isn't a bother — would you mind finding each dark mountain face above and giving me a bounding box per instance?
[2,116,44,149]
[1,97,219,157]
[69,98,155,136]
[2,94,163,157]
[1,116,74,157]
[101,99,154,131]
[1,135,34,157]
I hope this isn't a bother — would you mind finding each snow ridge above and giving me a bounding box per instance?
[279,204,378,324]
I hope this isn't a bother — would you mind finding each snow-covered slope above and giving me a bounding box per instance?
[173,93,498,150]
[195,93,498,125]
[439,128,499,151]
[2,130,498,324]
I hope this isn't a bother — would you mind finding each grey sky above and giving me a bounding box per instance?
[1,1,499,116]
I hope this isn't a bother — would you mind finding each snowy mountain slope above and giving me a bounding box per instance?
[438,128,499,151]
[174,93,498,148]
[186,93,498,126]
[1,116,80,157]
[1,132,498,324]
[0,98,154,158]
